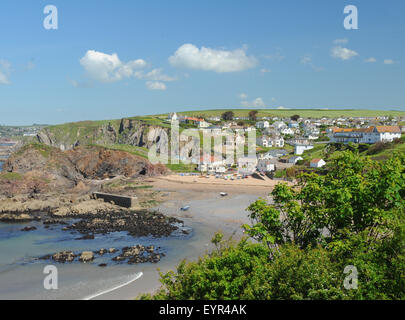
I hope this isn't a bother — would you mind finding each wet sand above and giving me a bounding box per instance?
[94,180,273,300]
[0,177,275,300]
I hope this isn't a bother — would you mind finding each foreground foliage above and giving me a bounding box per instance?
[141,151,404,300]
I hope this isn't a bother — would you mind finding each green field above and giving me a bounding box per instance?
[156,108,405,119]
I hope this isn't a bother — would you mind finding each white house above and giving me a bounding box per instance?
[288,121,299,128]
[257,135,285,148]
[270,136,285,148]
[272,121,286,130]
[257,136,271,147]
[295,144,314,155]
[281,128,294,135]
[197,120,211,128]
[261,149,289,159]
[198,155,226,173]
[310,158,326,168]
[257,159,275,173]
[167,112,178,122]
[238,157,258,175]
[331,126,401,144]
[288,156,303,164]
[256,121,270,129]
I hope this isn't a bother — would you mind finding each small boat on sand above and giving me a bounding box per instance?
[220,192,228,197]
[180,205,191,211]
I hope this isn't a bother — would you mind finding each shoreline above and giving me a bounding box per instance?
[0,174,276,300]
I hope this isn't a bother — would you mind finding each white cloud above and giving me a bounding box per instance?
[300,54,323,71]
[135,68,176,82]
[169,44,257,73]
[238,93,248,99]
[0,59,11,85]
[80,50,146,83]
[384,59,395,65]
[263,49,285,62]
[260,68,271,73]
[300,55,312,65]
[277,106,289,110]
[253,98,265,107]
[241,97,265,108]
[146,81,166,91]
[331,46,358,60]
[365,57,377,63]
[333,38,348,45]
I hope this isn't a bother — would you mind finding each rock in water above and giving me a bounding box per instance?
[52,251,76,263]
[79,251,94,263]
[21,226,37,232]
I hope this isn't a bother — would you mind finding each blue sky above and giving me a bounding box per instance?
[0,0,404,125]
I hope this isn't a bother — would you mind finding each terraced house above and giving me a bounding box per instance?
[330,126,401,144]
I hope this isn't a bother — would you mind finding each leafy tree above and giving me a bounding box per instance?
[221,111,235,121]
[290,114,300,121]
[140,151,405,300]
[248,110,258,121]
[244,151,405,249]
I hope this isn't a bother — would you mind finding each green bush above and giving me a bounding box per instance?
[140,151,405,300]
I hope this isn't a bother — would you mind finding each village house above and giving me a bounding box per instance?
[310,158,326,168]
[256,121,270,129]
[281,127,294,135]
[167,112,179,122]
[260,149,289,160]
[256,135,284,148]
[180,116,205,125]
[288,156,303,164]
[196,120,212,128]
[257,159,276,173]
[272,121,286,130]
[271,135,285,147]
[198,155,226,174]
[295,143,314,155]
[330,126,401,144]
[238,156,258,175]
[288,121,300,129]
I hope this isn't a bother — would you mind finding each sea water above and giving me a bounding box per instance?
[0,192,259,300]
[0,218,195,300]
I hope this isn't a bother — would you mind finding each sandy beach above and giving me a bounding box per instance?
[150,174,292,194]
[93,177,279,300]
[0,174,282,300]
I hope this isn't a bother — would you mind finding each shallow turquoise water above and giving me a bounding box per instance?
[0,218,194,299]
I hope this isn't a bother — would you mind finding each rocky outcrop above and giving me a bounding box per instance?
[118,119,170,154]
[0,144,168,196]
[63,209,183,238]
[51,251,76,263]
[36,119,171,152]
[40,245,165,265]
[79,251,94,263]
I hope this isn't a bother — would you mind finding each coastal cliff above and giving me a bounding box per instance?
[37,118,172,154]
[1,143,168,196]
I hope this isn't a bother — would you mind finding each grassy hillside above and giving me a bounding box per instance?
[156,108,405,119]
[44,119,121,145]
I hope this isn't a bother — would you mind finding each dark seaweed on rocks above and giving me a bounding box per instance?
[63,210,182,238]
